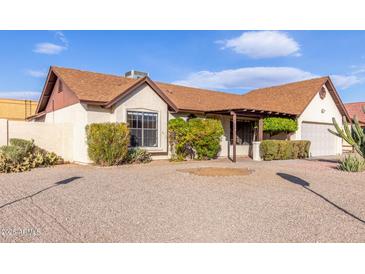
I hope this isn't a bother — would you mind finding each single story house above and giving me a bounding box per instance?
[29,66,350,163]
[345,102,365,127]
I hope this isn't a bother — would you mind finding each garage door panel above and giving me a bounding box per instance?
[301,122,338,157]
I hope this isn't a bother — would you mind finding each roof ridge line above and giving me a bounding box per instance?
[245,76,329,94]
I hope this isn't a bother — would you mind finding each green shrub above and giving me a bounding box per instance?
[86,122,130,166]
[338,154,365,172]
[260,140,311,161]
[0,138,63,173]
[168,117,224,160]
[263,117,298,137]
[168,118,191,160]
[125,148,152,164]
[188,118,224,160]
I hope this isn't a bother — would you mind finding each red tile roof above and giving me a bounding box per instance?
[345,102,365,124]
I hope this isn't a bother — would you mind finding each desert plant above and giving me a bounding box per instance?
[125,148,152,164]
[0,139,63,173]
[260,140,311,161]
[168,118,224,160]
[0,145,28,164]
[86,122,130,166]
[329,116,365,159]
[263,117,298,138]
[338,154,365,172]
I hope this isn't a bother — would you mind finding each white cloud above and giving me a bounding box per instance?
[33,31,69,55]
[26,69,47,78]
[0,91,40,100]
[330,75,361,89]
[218,31,300,58]
[55,31,69,47]
[174,67,316,90]
[33,42,66,55]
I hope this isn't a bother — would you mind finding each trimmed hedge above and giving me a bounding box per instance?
[86,123,130,166]
[168,117,224,160]
[260,140,311,161]
[263,117,298,137]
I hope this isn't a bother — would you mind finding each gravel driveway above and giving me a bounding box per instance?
[0,158,364,242]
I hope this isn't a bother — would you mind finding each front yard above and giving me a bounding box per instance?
[0,158,364,242]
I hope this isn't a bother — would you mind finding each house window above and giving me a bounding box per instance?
[127,111,158,147]
[230,120,254,145]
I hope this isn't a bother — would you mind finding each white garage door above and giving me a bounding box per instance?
[301,122,338,157]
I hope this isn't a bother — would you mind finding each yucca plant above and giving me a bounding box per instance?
[338,154,365,172]
[329,109,365,159]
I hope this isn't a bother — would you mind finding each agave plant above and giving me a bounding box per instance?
[329,112,365,159]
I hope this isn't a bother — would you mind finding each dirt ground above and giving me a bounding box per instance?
[179,167,253,176]
[0,157,364,242]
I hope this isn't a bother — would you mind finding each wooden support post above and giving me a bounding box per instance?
[230,111,237,163]
[258,117,264,141]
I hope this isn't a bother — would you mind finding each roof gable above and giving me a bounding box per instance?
[240,77,328,115]
[239,77,350,119]
[37,67,178,113]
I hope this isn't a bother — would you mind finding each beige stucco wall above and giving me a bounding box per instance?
[113,84,169,154]
[298,85,343,125]
[0,118,73,161]
[44,103,90,163]
[37,84,171,163]
[0,119,9,146]
[292,84,344,154]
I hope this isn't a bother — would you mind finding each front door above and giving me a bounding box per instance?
[230,120,255,145]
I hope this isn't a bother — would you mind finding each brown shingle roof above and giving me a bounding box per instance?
[43,66,347,118]
[52,66,140,102]
[238,77,329,115]
[51,66,246,112]
[345,102,365,124]
[156,82,244,112]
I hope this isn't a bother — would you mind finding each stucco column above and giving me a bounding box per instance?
[0,119,9,146]
[252,141,262,161]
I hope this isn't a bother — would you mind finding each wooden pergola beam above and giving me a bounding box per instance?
[230,111,237,163]
[258,117,264,141]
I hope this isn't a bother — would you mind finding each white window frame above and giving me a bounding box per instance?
[127,110,159,148]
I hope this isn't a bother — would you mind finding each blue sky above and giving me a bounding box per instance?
[0,30,364,103]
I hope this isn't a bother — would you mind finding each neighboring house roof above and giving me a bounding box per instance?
[35,66,350,119]
[345,102,365,124]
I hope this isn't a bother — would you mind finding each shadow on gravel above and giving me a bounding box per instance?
[277,173,365,225]
[305,158,339,164]
[0,176,82,210]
